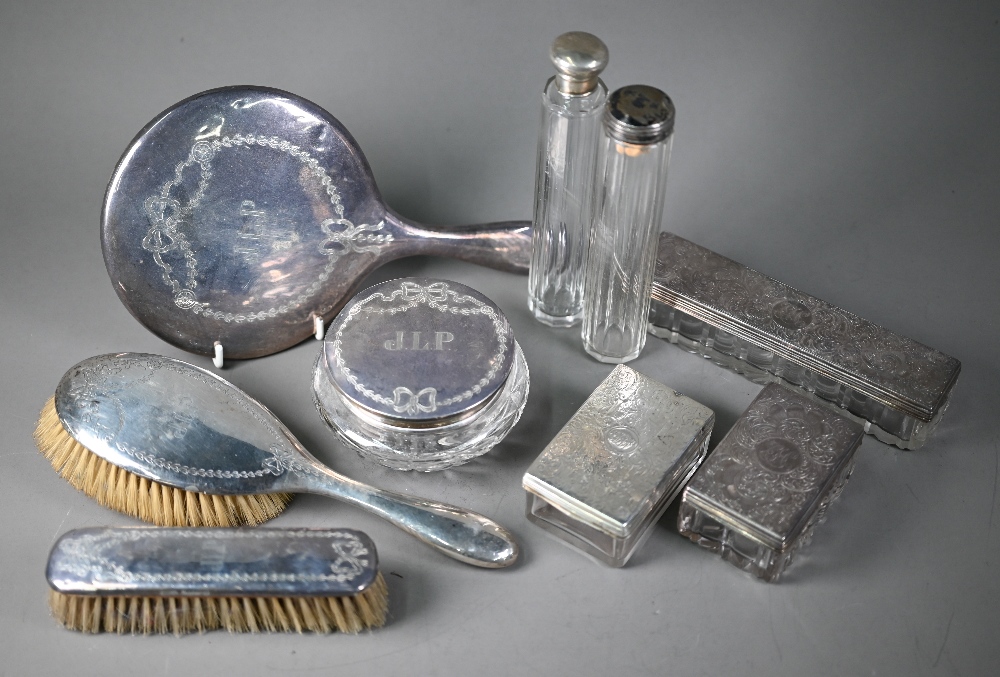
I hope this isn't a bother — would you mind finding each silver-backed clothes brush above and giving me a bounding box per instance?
[35,353,519,568]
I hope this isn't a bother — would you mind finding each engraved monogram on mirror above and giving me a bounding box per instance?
[141,127,393,324]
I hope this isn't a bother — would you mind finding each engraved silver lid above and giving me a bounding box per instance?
[550,32,609,95]
[682,384,864,551]
[603,85,675,145]
[523,365,715,538]
[651,232,961,429]
[320,278,516,427]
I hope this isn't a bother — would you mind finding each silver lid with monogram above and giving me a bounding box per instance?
[319,278,516,427]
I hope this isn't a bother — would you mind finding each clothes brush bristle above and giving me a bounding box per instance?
[34,396,293,527]
[48,573,388,635]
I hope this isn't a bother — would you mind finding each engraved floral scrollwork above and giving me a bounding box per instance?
[691,386,860,535]
[655,233,960,408]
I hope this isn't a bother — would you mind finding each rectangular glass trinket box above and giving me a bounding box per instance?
[678,383,864,582]
[523,365,714,567]
[648,232,960,449]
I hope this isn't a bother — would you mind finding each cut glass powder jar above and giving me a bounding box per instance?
[313,278,529,471]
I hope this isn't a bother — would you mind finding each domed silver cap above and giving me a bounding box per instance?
[550,32,609,95]
[603,85,675,145]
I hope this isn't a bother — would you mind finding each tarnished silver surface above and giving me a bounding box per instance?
[650,232,960,447]
[550,32,608,95]
[523,365,714,539]
[603,85,675,145]
[682,383,864,551]
[48,527,378,597]
[54,353,519,568]
[102,86,532,359]
[322,278,515,425]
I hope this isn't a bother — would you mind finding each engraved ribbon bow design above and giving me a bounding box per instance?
[320,218,391,256]
[392,387,438,414]
[400,281,448,304]
[141,197,183,255]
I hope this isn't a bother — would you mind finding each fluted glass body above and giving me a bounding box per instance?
[582,134,673,363]
[528,77,607,326]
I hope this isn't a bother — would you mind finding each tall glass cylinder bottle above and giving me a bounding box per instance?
[528,32,608,327]
[582,85,675,363]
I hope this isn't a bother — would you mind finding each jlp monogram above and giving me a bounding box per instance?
[384,331,454,351]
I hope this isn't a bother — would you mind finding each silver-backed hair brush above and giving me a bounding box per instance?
[35,353,519,568]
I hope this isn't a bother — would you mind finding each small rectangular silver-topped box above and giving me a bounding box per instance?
[678,383,864,582]
[649,232,960,449]
[523,365,715,567]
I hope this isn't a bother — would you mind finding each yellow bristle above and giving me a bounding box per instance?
[103,595,116,632]
[326,595,349,632]
[121,597,142,635]
[34,397,293,527]
[339,595,363,634]
[296,597,319,633]
[49,572,388,635]
[154,598,165,634]
[282,597,304,633]
[269,596,290,631]
[254,597,276,632]
[185,490,202,525]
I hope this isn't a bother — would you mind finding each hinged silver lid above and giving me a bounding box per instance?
[683,384,864,552]
[321,278,516,426]
[651,232,961,423]
[523,365,714,538]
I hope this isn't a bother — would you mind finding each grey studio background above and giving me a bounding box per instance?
[1,1,998,676]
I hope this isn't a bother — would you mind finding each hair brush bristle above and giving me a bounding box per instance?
[48,572,388,635]
[34,396,293,527]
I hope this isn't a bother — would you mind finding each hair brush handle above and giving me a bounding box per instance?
[386,210,532,273]
[297,465,519,568]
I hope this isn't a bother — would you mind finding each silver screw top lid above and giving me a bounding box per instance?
[550,32,609,95]
[603,85,675,145]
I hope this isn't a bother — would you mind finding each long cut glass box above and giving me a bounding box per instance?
[649,232,960,449]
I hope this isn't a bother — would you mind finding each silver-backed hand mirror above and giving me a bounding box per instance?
[102,86,531,359]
